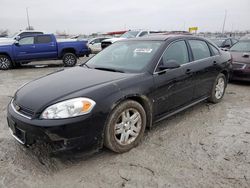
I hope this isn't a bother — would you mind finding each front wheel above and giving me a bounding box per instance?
[0,55,12,70]
[208,73,227,103]
[62,53,77,67]
[104,100,146,153]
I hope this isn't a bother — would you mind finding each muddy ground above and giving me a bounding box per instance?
[0,59,250,188]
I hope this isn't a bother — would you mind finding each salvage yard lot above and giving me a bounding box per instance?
[0,58,250,188]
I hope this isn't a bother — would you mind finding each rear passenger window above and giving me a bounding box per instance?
[35,36,52,44]
[162,40,189,65]
[189,40,211,61]
[209,44,220,55]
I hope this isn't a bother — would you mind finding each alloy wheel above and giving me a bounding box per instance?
[114,108,142,145]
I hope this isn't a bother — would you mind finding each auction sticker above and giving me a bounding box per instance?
[134,48,153,53]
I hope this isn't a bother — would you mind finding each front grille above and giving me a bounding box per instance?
[101,42,112,49]
[232,62,246,69]
[12,100,34,118]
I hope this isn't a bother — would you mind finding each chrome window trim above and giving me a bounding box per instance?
[11,99,32,120]
[153,39,220,75]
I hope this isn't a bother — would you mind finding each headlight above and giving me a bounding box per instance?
[41,97,96,119]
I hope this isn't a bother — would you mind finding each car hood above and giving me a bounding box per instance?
[14,67,131,112]
[230,51,250,64]
[0,39,14,46]
[102,38,126,43]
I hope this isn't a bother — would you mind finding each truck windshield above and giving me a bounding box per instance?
[230,41,250,52]
[120,31,140,38]
[85,41,163,73]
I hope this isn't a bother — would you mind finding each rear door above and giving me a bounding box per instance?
[187,39,219,99]
[33,35,57,59]
[153,40,195,117]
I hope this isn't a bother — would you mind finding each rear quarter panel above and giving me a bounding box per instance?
[57,40,89,57]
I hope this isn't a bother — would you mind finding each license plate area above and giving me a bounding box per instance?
[8,118,26,145]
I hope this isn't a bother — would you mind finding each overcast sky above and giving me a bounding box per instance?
[1,0,250,35]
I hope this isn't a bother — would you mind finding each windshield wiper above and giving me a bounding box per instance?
[94,67,124,73]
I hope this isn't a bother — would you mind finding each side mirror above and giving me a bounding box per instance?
[223,44,230,48]
[14,36,20,41]
[158,59,180,70]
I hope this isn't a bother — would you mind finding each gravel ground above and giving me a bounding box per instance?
[0,59,250,188]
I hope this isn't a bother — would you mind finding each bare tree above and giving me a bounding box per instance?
[0,29,9,37]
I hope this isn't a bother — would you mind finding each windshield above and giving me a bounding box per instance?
[120,31,140,39]
[85,41,163,73]
[230,41,250,52]
[210,39,224,46]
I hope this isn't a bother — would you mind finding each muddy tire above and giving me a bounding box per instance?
[62,53,77,67]
[104,100,146,153]
[208,73,227,103]
[0,55,12,70]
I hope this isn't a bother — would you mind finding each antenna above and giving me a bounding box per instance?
[222,10,227,34]
[26,7,31,30]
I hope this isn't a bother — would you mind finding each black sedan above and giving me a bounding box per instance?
[7,35,231,153]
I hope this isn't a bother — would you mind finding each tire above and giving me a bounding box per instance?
[104,100,146,153]
[0,55,12,70]
[62,53,77,67]
[208,73,227,103]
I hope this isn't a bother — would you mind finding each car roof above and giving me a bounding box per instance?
[125,34,204,41]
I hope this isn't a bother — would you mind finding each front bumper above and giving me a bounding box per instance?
[231,63,250,81]
[7,102,106,152]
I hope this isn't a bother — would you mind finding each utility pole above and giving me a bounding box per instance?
[222,9,227,34]
[26,7,31,30]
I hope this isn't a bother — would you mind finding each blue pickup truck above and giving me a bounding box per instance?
[0,34,90,70]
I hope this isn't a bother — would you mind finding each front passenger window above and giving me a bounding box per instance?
[162,40,189,65]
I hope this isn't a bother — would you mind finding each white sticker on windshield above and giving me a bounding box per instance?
[134,48,153,53]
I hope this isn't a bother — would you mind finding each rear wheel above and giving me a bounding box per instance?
[104,100,146,153]
[208,73,226,103]
[62,53,77,67]
[0,55,12,70]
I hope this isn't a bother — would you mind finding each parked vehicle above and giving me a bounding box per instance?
[210,38,238,49]
[0,30,44,42]
[240,34,250,40]
[101,30,151,49]
[7,35,231,153]
[229,40,250,81]
[88,37,110,53]
[0,34,90,70]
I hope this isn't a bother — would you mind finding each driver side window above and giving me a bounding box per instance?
[19,37,34,45]
[162,40,189,66]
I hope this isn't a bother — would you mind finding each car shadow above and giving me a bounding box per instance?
[229,80,250,86]
[15,63,64,69]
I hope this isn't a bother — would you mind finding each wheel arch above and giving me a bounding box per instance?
[0,52,13,62]
[111,94,153,129]
[60,48,76,58]
[221,69,229,82]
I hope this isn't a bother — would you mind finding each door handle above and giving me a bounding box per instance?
[185,69,192,75]
[31,45,35,48]
[213,61,217,65]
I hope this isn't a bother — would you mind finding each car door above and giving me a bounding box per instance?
[33,35,57,59]
[187,39,219,100]
[13,36,36,61]
[152,40,195,117]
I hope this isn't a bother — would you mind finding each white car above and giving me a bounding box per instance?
[0,30,44,42]
[101,30,151,49]
[88,37,110,53]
